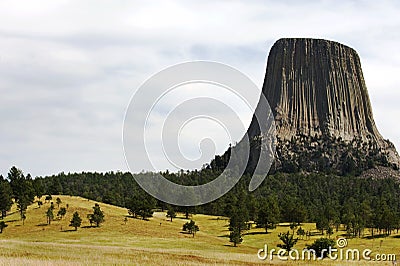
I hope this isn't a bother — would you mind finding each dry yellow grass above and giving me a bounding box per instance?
[0,195,398,265]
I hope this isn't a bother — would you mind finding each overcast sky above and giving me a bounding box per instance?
[1,0,400,177]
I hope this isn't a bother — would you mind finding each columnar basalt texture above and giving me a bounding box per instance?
[245,38,400,174]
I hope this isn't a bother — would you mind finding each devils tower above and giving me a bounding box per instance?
[233,38,400,175]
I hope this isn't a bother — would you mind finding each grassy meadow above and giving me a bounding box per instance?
[0,195,398,265]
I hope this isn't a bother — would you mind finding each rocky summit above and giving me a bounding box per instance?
[258,38,400,174]
[216,38,400,175]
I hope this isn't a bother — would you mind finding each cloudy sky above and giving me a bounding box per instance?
[1,0,400,177]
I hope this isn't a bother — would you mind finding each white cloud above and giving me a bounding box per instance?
[0,0,399,176]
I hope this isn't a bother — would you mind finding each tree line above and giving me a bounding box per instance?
[1,166,400,242]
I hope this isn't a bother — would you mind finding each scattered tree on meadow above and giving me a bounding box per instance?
[37,201,43,208]
[56,197,62,208]
[87,214,93,226]
[0,221,7,233]
[21,213,26,225]
[228,207,249,247]
[306,238,335,258]
[124,217,128,225]
[45,195,52,203]
[50,202,55,210]
[182,220,199,237]
[297,227,305,239]
[277,231,298,253]
[57,207,67,219]
[183,207,192,220]
[88,203,104,227]
[17,201,28,221]
[8,167,35,220]
[0,176,12,219]
[46,207,54,225]
[166,208,176,222]
[229,227,242,247]
[70,211,82,231]
[290,222,298,234]
[326,226,334,238]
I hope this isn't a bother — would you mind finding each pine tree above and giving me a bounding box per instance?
[46,207,54,225]
[277,231,298,253]
[182,220,199,237]
[0,221,7,233]
[56,197,62,208]
[57,207,67,219]
[69,211,82,231]
[166,208,176,222]
[127,194,154,220]
[228,206,248,247]
[8,167,35,219]
[256,196,280,233]
[229,227,242,247]
[0,176,12,219]
[88,203,104,227]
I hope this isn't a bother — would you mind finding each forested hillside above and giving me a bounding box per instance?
[0,164,400,239]
[1,165,398,238]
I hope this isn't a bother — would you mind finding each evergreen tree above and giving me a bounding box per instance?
[277,231,298,253]
[166,208,176,222]
[32,178,44,200]
[0,176,12,219]
[229,227,242,247]
[256,196,280,233]
[8,167,35,219]
[56,197,62,208]
[182,220,199,237]
[46,207,54,225]
[0,221,7,233]
[228,206,248,246]
[57,207,67,219]
[316,216,329,235]
[45,195,52,203]
[296,227,305,239]
[326,226,334,238]
[88,203,104,227]
[127,194,155,220]
[21,213,26,225]
[290,222,298,234]
[306,238,335,258]
[69,211,82,230]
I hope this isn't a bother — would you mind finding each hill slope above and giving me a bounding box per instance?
[0,196,263,265]
[0,196,399,265]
